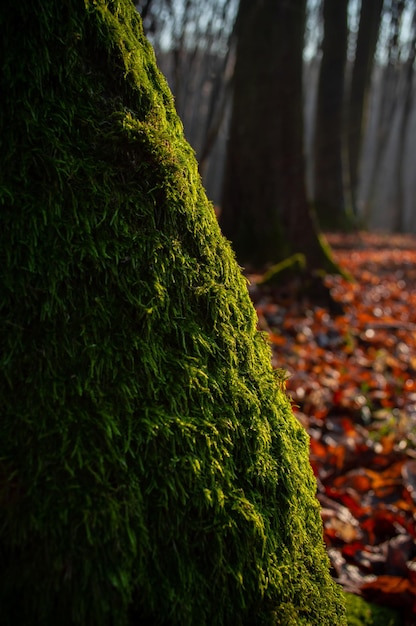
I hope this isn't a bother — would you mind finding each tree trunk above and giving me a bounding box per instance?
[220,0,336,271]
[313,0,350,229]
[347,0,383,215]
[392,21,416,232]
[363,0,405,226]
[362,63,401,224]
[0,1,346,625]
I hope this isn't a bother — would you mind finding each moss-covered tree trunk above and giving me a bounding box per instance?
[0,1,346,625]
[220,0,336,272]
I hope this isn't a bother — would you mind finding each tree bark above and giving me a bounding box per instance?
[347,0,383,215]
[220,0,336,271]
[392,16,416,232]
[313,0,350,229]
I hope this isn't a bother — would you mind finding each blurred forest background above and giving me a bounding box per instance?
[135,0,416,263]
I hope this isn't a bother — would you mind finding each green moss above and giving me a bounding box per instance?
[345,593,403,626]
[0,1,346,624]
[259,253,306,285]
[317,232,354,280]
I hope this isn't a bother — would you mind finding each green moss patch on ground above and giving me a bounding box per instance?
[345,593,403,626]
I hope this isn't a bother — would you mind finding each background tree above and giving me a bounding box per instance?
[347,0,384,216]
[220,0,337,271]
[362,0,406,226]
[313,0,350,229]
[0,1,346,625]
[391,4,416,231]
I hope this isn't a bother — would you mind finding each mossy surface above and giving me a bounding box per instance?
[345,593,403,626]
[0,1,346,624]
[259,253,307,285]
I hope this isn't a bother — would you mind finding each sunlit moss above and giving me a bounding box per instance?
[1,1,346,624]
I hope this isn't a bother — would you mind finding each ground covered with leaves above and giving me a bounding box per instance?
[249,232,416,624]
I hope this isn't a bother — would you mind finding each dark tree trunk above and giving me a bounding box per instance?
[363,0,405,224]
[392,13,416,232]
[313,0,350,229]
[220,0,335,271]
[347,0,383,214]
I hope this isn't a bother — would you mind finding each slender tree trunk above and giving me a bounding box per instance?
[363,63,400,224]
[313,0,350,229]
[198,32,236,175]
[221,0,336,271]
[363,0,405,225]
[392,17,416,231]
[347,0,383,215]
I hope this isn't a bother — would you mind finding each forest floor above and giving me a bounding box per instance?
[248,231,416,623]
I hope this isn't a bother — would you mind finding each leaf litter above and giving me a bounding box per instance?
[249,231,416,622]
